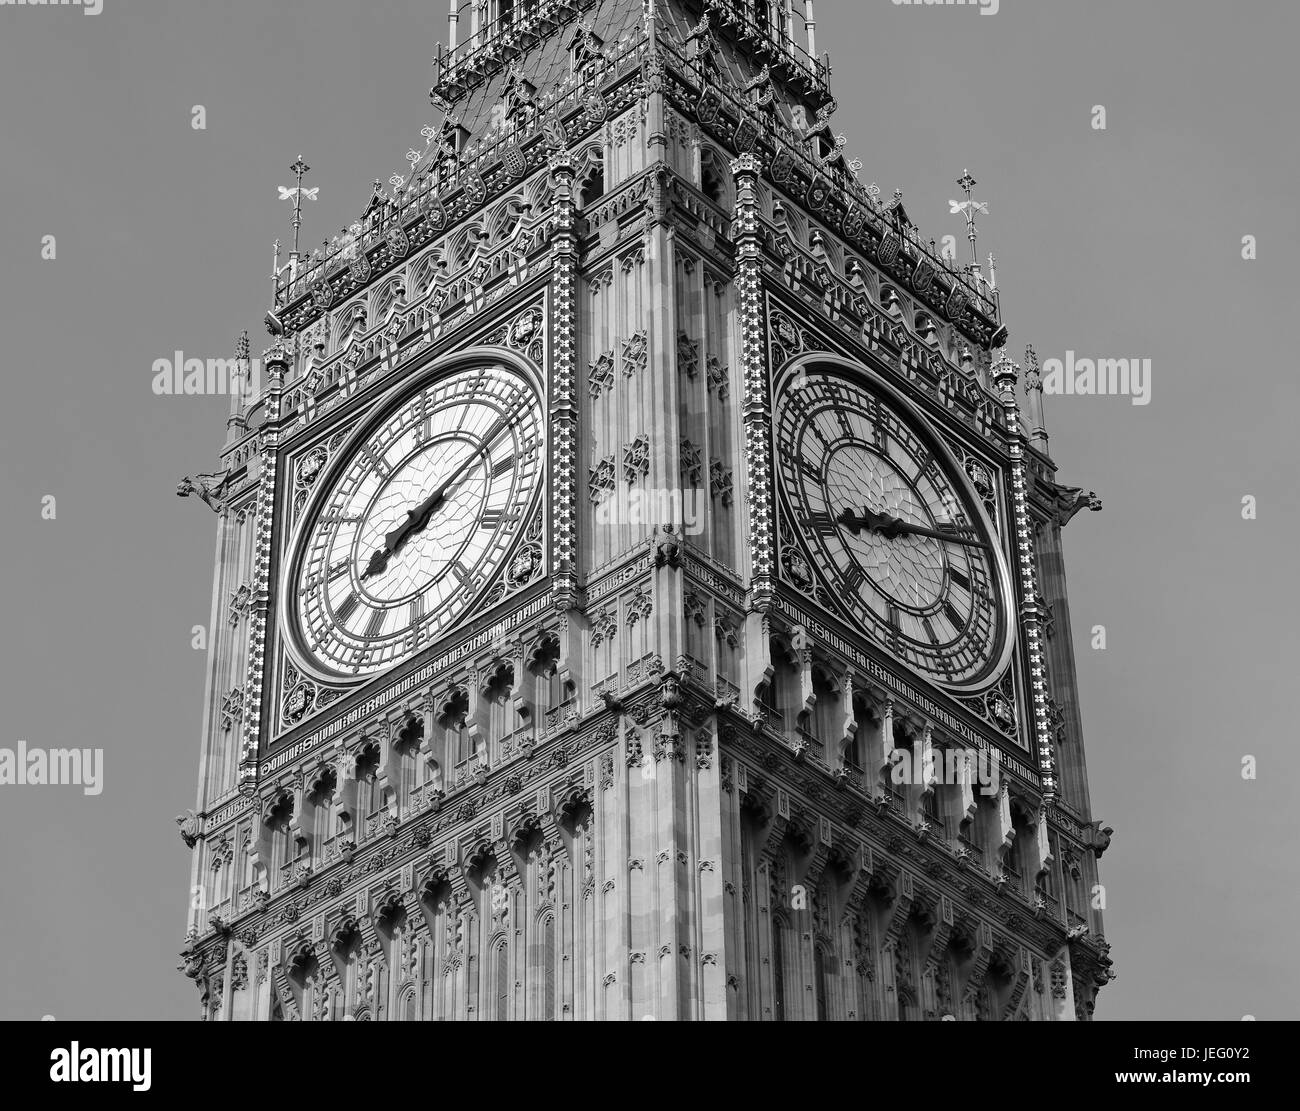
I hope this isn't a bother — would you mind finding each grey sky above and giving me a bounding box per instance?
[0,0,1295,1020]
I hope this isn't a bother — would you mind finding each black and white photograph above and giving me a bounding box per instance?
[0,0,1293,1091]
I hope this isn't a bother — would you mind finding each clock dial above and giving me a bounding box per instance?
[287,363,544,680]
[775,367,1009,688]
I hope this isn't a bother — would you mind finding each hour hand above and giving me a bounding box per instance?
[360,546,391,582]
[836,506,894,537]
[837,506,989,549]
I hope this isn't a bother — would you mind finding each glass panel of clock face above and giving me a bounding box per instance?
[775,369,1005,687]
[292,364,543,679]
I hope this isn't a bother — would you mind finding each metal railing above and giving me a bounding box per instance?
[432,1,597,100]
[274,9,643,314]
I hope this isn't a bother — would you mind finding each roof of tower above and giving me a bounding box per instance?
[270,0,999,348]
[404,0,649,196]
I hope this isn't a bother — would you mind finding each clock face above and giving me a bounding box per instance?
[775,366,1010,688]
[286,363,544,680]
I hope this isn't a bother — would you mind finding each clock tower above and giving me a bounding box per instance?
[179,0,1113,1021]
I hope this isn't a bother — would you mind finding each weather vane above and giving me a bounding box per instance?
[278,155,317,257]
[949,169,988,271]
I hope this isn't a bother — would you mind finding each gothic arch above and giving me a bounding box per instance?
[699,144,732,208]
[370,276,405,323]
[396,984,418,1022]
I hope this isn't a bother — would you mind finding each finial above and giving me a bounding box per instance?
[278,155,316,257]
[1024,344,1042,391]
[949,169,988,271]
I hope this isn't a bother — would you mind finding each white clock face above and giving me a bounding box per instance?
[287,363,544,680]
[775,365,1011,688]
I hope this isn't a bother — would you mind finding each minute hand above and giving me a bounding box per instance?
[362,411,522,581]
[837,508,991,549]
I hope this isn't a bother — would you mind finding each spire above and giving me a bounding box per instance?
[1022,343,1049,454]
[278,156,316,279]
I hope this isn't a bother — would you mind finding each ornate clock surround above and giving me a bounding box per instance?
[771,349,1018,698]
[272,344,549,718]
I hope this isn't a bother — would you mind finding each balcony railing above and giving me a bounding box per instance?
[663,30,1000,325]
[713,0,832,100]
[274,6,641,315]
[756,702,786,737]
[919,805,947,841]
[885,780,908,816]
[957,832,983,863]
[795,727,825,761]
[431,1,599,102]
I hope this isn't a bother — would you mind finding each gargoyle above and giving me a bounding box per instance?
[177,471,232,513]
[1084,821,1114,859]
[176,809,203,849]
[1048,482,1103,527]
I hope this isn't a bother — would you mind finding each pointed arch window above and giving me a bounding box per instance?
[541,914,557,1020]
[814,944,831,1021]
[354,744,383,840]
[569,26,605,86]
[438,688,472,777]
[772,916,788,1022]
[493,939,510,1021]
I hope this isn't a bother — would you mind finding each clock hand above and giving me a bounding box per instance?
[360,460,482,582]
[836,507,991,549]
[360,408,524,582]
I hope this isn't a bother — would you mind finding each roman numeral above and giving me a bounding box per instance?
[950,568,971,593]
[361,446,392,477]
[922,617,940,646]
[491,454,515,479]
[942,600,966,631]
[886,603,901,632]
[322,513,363,526]
[409,595,423,626]
[364,608,386,639]
[841,565,866,595]
[303,559,351,595]
[806,511,840,538]
[450,560,470,583]
[335,592,359,624]
[799,456,823,483]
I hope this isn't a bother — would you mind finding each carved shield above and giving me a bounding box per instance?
[385,224,410,259]
[769,147,798,185]
[733,114,760,153]
[423,193,448,233]
[876,229,900,268]
[542,113,569,150]
[583,91,609,124]
[945,284,970,321]
[309,279,334,310]
[842,203,866,241]
[502,140,527,180]
[912,259,935,294]
[806,173,831,213]
[696,85,724,125]
[462,168,487,207]
[348,253,372,284]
